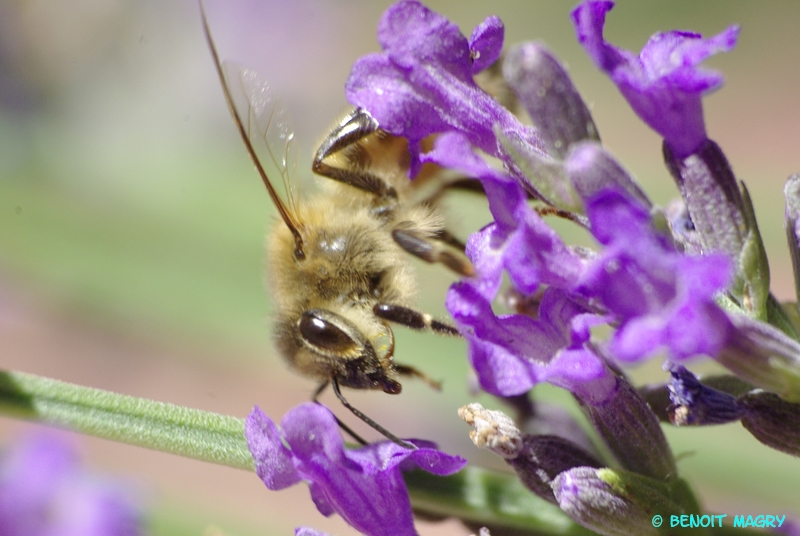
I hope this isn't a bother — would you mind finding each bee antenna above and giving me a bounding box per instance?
[199,1,305,257]
[331,379,417,450]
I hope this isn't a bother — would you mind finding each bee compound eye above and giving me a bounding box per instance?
[298,311,357,353]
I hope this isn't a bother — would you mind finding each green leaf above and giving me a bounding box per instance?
[0,370,252,470]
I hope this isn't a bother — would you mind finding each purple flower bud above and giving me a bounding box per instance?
[0,431,142,536]
[785,174,800,305]
[510,435,604,505]
[738,390,800,457]
[459,404,603,504]
[564,141,650,209]
[576,376,677,481]
[663,140,747,261]
[666,365,745,425]
[571,0,739,159]
[245,404,466,536]
[501,42,598,158]
[553,467,697,536]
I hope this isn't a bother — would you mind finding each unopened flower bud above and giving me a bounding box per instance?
[738,390,800,457]
[509,435,604,504]
[664,140,771,317]
[565,141,651,210]
[785,174,800,306]
[717,314,800,403]
[502,42,598,157]
[663,139,746,258]
[667,365,745,425]
[553,467,698,536]
[576,376,677,480]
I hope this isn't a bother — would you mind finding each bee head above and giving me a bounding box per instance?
[285,309,399,394]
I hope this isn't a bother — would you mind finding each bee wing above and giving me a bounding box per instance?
[201,5,303,245]
[221,62,300,216]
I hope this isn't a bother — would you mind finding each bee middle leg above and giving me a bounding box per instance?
[391,226,475,277]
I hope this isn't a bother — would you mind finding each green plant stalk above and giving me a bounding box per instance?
[0,370,253,470]
[0,369,587,533]
[0,369,772,536]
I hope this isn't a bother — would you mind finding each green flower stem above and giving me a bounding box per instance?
[0,369,253,470]
[407,467,596,535]
[0,369,769,536]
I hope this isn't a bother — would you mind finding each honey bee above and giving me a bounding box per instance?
[200,8,472,447]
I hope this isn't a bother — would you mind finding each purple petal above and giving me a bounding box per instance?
[580,188,733,362]
[448,283,615,399]
[469,16,504,73]
[246,403,465,536]
[346,1,542,174]
[572,0,739,158]
[425,133,585,294]
[245,406,301,490]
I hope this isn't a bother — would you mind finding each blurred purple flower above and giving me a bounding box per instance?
[345,0,543,175]
[0,431,142,536]
[295,528,330,536]
[572,0,739,158]
[245,404,466,536]
[578,188,733,362]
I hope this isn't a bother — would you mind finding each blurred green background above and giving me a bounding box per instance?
[0,1,798,534]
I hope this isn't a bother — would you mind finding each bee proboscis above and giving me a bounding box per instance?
[200,6,472,447]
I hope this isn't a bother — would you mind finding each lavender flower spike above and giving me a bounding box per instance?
[572,0,739,159]
[245,404,466,536]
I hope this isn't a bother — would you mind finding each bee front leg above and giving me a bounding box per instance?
[311,382,369,446]
[312,108,398,200]
[373,303,460,336]
[330,379,416,449]
[394,363,442,391]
